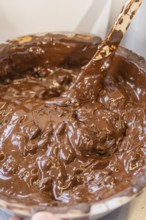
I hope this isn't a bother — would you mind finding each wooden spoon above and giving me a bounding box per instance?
[62,0,143,104]
[90,0,143,65]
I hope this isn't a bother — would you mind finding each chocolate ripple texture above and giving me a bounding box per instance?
[0,33,146,206]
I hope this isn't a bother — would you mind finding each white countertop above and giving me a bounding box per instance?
[99,190,146,220]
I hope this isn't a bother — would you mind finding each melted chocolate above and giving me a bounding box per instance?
[0,33,146,206]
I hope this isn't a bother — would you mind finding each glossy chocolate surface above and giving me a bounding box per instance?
[0,33,146,206]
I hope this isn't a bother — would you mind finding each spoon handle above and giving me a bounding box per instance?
[93,0,143,62]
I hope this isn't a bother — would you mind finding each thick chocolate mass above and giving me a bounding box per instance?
[0,33,146,206]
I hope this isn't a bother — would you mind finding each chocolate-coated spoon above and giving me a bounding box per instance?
[90,0,143,64]
[62,0,143,104]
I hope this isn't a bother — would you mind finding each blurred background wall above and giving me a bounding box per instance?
[0,0,145,58]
